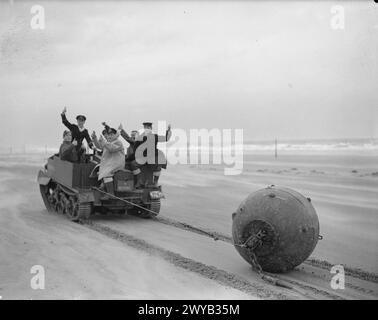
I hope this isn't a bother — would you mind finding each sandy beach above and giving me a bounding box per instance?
[0,150,377,300]
[1,0,377,303]
[163,151,378,274]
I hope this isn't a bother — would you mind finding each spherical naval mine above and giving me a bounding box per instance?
[232,186,320,273]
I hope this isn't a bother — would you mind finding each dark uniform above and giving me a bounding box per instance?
[59,141,78,163]
[120,129,141,175]
[134,133,169,169]
[134,122,171,185]
[61,113,93,161]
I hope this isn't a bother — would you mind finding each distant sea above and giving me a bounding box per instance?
[0,138,377,155]
[243,138,378,152]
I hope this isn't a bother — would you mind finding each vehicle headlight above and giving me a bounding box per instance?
[150,191,164,199]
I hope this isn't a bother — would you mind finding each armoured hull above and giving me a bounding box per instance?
[232,186,320,273]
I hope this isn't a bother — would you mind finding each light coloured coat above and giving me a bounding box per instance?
[96,138,125,180]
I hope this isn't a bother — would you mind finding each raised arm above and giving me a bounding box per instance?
[120,129,134,145]
[157,124,172,142]
[166,125,172,141]
[61,107,75,131]
[91,132,102,150]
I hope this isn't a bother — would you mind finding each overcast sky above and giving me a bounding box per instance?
[0,0,377,149]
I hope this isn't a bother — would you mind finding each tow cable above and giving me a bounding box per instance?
[90,187,293,290]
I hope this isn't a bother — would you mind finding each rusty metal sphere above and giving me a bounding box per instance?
[232,186,320,273]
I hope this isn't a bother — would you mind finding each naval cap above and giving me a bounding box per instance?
[76,115,86,121]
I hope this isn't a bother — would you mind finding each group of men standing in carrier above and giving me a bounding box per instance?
[58,107,172,194]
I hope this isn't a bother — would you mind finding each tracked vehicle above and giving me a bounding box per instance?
[38,154,164,221]
[38,155,321,274]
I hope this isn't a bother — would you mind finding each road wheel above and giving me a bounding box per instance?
[127,207,140,216]
[66,197,79,221]
[67,196,93,221]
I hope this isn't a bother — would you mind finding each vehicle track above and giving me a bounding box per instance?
[3,162,375,299]
[123,214,376,299]
[32,172,377,300]
[81,216,350,300]
[154,216,378,284]
[83,220,289,300]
